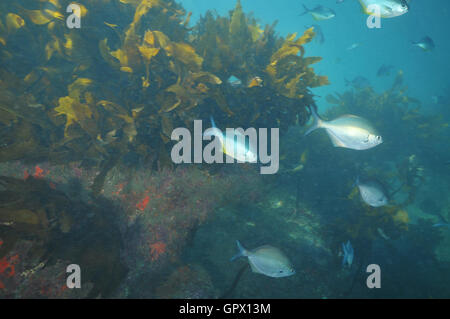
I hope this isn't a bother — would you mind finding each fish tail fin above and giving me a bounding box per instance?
[341,243,347,266]
[230,240,247,261]
[300,4,309,16]
[210,116,217,128]
[353,176,360,188]
[357,0,370,14]
[204,116,223,140]
[304,106,323,136]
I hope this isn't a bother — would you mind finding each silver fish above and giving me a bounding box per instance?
[358,0,409,18]
[305,107,383,150]
[231,240,295,278]
[204,117,258,163]
[300,5,336,21]
[356,177,388,207]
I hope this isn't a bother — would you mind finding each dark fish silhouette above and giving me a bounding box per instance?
[377,64,394,77]
[305,24,324,44]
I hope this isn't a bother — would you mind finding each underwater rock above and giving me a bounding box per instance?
[0,175,127,298]
[155,264,218,299]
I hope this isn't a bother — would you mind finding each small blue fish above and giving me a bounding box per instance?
[347,43,361,51]
[432,223,450,228]
[432,213,450,228]
[431,95,445,105]
[227,75,242,87]
[412,36,435,51]
[377,64,394,77]
[342,240,354,268]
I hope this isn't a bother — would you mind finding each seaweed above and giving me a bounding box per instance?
[0,0,328,195]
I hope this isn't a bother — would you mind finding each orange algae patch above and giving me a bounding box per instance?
[136,195,150,211]
[113,183,126,196]
[149,241,166,261]
[34,166,45,178]
[0,255,19,278]
[60,284,68,293]
[24,170,30,180]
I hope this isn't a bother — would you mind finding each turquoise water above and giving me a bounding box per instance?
[0,0,449,299]
[183,0,450,111]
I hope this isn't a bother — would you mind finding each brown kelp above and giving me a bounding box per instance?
[0,0,328,185]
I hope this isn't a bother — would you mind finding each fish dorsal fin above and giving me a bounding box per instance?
[339,114,361,120]
[253,245,276,253]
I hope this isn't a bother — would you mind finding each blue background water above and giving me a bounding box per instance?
[182,0,450,112]
[0,0,448,299]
